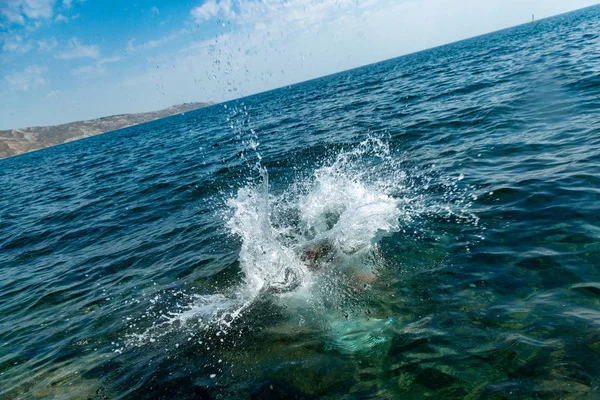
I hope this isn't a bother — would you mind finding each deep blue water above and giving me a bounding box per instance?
[2,6,600,399]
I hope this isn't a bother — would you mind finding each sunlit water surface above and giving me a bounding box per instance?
[1,6,600,399]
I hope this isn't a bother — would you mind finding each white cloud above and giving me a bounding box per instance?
[150,6,159,15]
[1,8,25,24]
[71,64,106,78]
[70,54,120,79]
[4,65,47,91]
[138,37,169,50]
[46,89,60,97]
[0,0,84,27]
[98,55,121,64]
[62,0,84,9]
[2,34,32,53]
[19,0,55,19]
[37,36,57,51]
[124,38,136,53]
[142,29,186,50]
[1,0,56,24]
[214,0,364,34]
[124,29,187,53]
[191,0,234,23]
[25,19,43,31]
[57,37,100,59]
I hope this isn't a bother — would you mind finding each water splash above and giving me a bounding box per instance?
[227,166,310,297]
[124,137,476,350]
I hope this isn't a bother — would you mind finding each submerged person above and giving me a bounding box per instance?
[301,241,377,285]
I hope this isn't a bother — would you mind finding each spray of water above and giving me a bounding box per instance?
[124,137,477,351]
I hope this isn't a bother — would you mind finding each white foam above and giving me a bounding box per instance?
[227,167,311,298]
[226,138,407,300]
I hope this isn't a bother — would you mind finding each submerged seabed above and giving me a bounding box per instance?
[2,6,600,400]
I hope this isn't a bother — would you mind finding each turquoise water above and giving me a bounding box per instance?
[1,6,600,399]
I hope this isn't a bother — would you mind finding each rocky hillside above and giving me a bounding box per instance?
[0,102,212,159]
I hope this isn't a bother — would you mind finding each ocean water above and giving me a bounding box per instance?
[1,5,600,399]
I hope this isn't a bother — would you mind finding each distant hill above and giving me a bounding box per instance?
[0,102,213,159]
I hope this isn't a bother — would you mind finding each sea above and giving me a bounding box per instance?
[1,5,599,399]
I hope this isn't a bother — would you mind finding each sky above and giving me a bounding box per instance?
[0,0,598,129]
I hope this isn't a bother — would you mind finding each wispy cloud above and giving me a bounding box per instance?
[1,0,83,28]
[125,29,187,52]
[124,38,136,53]
[71,54,120,79]
[2,34,32,53]
[37,36,58,51]
[235,0,368,32]
[189,0,377,33]
[54,12,77,22]
[71,64,106,78]
[0,0,55,25]
[57,37,100,59]
[191,0,234,24]
[46,89,60,98]
[4,65,47,91]
[98,55,121,64]
[139,34,176,50]
[62,0,85,10]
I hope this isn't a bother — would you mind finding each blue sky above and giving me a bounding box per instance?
[1,0,598,129]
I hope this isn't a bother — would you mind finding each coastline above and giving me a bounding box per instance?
[0,102,213,160]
